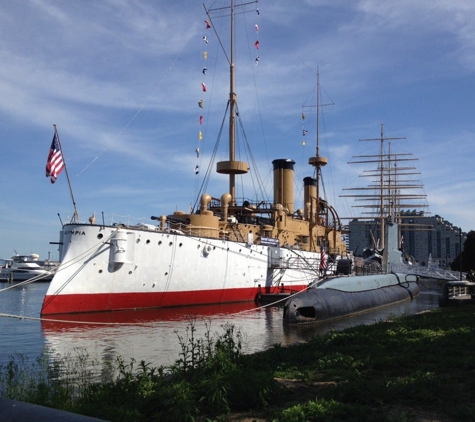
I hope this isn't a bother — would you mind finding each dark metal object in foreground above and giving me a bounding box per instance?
[256,292,293,306]
[0,398,108,422]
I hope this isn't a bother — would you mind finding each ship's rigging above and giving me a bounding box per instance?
[340,123,429,247]
[195,0,264,212]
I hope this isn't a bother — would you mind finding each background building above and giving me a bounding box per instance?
[348,213,467,268]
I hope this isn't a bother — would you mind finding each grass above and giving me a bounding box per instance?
[1,307,475,421]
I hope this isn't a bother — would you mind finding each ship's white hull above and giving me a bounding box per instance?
[41,224,323,315]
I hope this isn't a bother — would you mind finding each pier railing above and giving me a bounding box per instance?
[439,281,475,307]
[389,263,463,281]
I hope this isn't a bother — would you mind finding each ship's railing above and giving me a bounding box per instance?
[328,247,343,256]
[389,263,463,281]
[64,210,273,232]
[98,218,247,242]
[352,257,384,276]
[64,213,153,227]
[269,256,320,270]
[164,223,222,239]
[269,255,340,275]
[209,197,274,212]
[89,218,224,240]
[353,262,384,276]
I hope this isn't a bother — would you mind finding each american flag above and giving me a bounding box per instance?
[45,132,64,184]
[319,244,327,272]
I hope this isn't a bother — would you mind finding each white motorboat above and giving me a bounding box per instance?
[0,255,54,282]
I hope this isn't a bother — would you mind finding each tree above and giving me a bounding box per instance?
[451,230,475,272]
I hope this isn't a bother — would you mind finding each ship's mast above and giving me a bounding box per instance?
[340,123,427,249]
[379,123,385,242]
[207,1,255,207]
[315,68,323,212]
[316,68,321,160]
[228,0,237,202]
[307,68,331,246]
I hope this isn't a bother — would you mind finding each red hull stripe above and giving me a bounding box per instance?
[41,285,308,315]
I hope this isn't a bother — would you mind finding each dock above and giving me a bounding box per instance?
[438,281,475,307]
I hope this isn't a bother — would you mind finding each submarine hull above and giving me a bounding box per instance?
[283,274,420,324]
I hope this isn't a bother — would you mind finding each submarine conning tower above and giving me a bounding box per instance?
[272,159,295,214]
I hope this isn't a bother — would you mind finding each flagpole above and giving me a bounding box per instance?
[53,124,80,223]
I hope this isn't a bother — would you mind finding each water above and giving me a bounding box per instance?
[0,282,47,365]
[0,281,441,373]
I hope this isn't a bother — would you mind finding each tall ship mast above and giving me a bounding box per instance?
[341,123,428,262]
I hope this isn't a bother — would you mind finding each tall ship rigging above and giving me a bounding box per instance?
[41,0,347,315]
[341,123,429,270]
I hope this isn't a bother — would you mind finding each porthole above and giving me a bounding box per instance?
[179,243,183,247]
[136,238,141,244]
[169,242,173,246]
[98,269,103,274]
[97,233,103,239]
[128,271,132,275]
[146,239,150,244]
[158,241,162,245]
[165,272,168,276]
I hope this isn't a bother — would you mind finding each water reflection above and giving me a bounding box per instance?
[41,302,266,373]
[0,280,441,373]
[40,290,441,375]
[283,291,440,341]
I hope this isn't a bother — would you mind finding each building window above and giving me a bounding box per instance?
[436,232,441,258]
[427,226,432,255]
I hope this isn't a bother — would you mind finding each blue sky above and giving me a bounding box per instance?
[1,0,474,261]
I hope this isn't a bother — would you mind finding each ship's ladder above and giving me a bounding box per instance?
[266,267,286,288]
[254,267,293,297]
[229,222,246,242]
